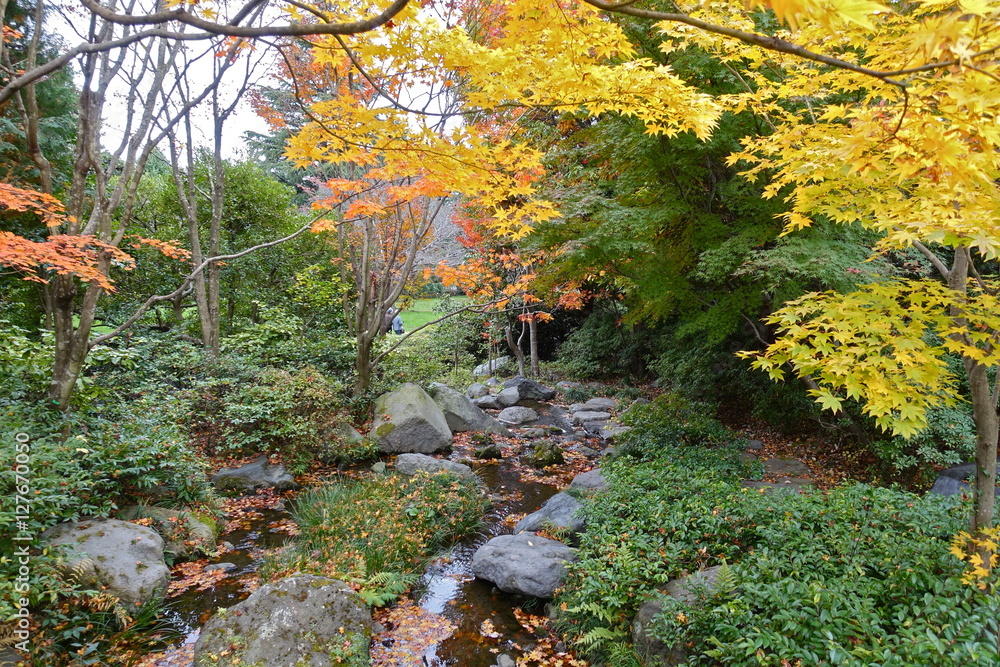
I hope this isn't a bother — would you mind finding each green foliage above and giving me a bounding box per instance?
[555,308,656,381]
[262,471,488,605]
[866,404,976,484]
[555,395,996,666]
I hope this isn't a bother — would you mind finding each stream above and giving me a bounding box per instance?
[159,450,571,665]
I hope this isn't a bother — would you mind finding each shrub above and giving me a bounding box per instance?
[262,471,489,605]
[555,309,656,381]
[615,391,743,461]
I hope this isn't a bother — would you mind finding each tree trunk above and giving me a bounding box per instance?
[528,315,539,377]
[505,321,526,376]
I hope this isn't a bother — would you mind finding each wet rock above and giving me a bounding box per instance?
[395,453,475,480]
[503,376,557,401]
[428,383,512,435]
[204,562,237,573]
[521,427,549,439]
[118,506,217,560]
[576,446,599,457]
[42,519,169,608]
[473,395,502,410]
[569,468,608,493]
[472,532,576,598]
[498,406,539,425]
[571,410,610,425]
[633,566,725,666]
[514,492,585,537]
[371,383,453,454]
[527,440,565,468]
[475,444,503,459]
[497,387,521,407]
[194,575,371,667]
[467,382,490,399]
[211,455,298,493]
[582,421,606,435]
[496,655,517,667]
[474,356,513,377]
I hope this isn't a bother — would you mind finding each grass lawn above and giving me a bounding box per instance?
[400,297,469,331]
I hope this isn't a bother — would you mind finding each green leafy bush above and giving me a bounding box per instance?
[555,309,656,381]
[616,391,744,461]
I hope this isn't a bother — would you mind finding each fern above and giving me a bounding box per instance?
[576,625,624,649]
[713,560,738,598]
[355,571,417,607]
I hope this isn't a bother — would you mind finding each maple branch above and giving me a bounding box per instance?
[80,0,409,39]
[582,0,909,86]
[967,255,997,296]
[912,240,951,281]
[89,212,329,347]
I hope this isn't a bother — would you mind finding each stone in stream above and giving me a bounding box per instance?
[194,575,371,667]
[211,455,298,493]
[370,383,453,454]
[581,397,619,411]
[514,492,585,537]
[503,376,557,401]
[117,505,217,561]
[41,519,170,608]
[571,410,611,425]
[472,532,576,598]
[632,566,726,667]
[498,406,539,425]
[526,440,565,468]
[427,382,511,435]
[394,453,476,480]
[204,562,237,573]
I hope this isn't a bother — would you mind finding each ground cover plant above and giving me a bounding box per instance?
[261,470,489,607]
[556,394,1000,665]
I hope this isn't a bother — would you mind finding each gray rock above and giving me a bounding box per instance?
[496,655,517,667]
[632,566,725,666]
[930,476,971,496]
[473,395,502,410]
[427,383,511,435]
[194,575,371,667]
[211,455,298,493]
[497,387,521,407]
[569,469,608,493]
[395,453,475,480]
[746,439,765,451]
[475,444,503,459]
[204,562,237,573]
[514,492,585,536]
[556,381,581,390]
[371,461,387,474]
[571,411,611,425]
[762,457,811,478]
[582,397,619,411]
[472,532,576,598]
[576,446,599,457]
[467,383,490,399]
[42,519,169,608]
[582,420,607,434]
[484,377,502,387]
[118,506,217,560]
[317,423,366,464]
[498,406,539,425]
[568,403,593,414]
[371,383,453,454]
[474,356,513,377]
[503,376,557,401]
[599,424,631,441]
[521,427,549,439]
[0,648,22,667]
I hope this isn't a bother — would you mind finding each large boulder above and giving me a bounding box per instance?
[474,356,513,377]
[581,397,619,412]
[571,410,610,425]
[194,575,371,667]
[514,492,585,537]
[498,406,538,425]
[211,455,298,493]
[395,453,476,480]
[503,376,556,401]
[928,462,1000,497]
[467,383,490,399]
[370,383,452,454]
[427,383,511,435]
[472,532,575,598]
[118,506,217,561]
[42,519,169,608]
[497,387,521,407]
[632,566,725,667]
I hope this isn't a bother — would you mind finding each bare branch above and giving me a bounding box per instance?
[912,240,951,281]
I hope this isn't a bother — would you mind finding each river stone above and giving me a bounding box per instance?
[514,492,585,536]
[498,406,539,424]
[503,376,557,401]
[42,519,169,608]
[118,506,217,560]
[472,532,576,598]
[395,453,475,480]
[571,410,610,425]
[497,387,521,407]
[427,383,511,435]
[599,424,631,442]
[474,356,513,377]
[473,394,502,410]
[763,457,811,477]
[467,382,490,399]
[632,566,725,666]
[371,383,453,454]
[204,562,237,573]
[211,455,298,493]
[569,468,608,493]
[582,397,619,411]
[194,575,371,667]
[527,440,564,468]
